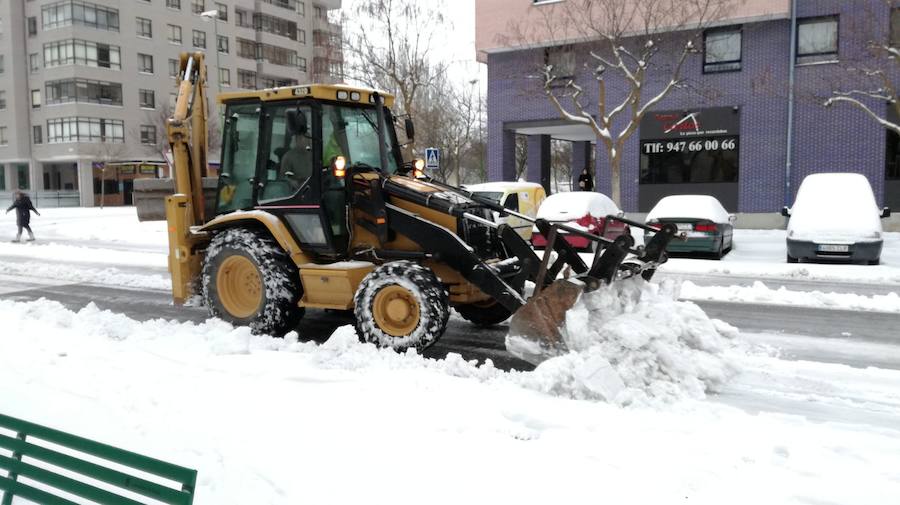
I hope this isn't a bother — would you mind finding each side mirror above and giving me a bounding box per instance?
[882,207,892,219]
[404,118,415,141]
[781,206,791,217]
[728,214,737,224]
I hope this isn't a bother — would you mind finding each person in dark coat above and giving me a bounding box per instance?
[6,190,40,242]
[577,167,594,192]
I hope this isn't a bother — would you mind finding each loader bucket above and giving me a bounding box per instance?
[505,220,680,365]
[133,177,219,221]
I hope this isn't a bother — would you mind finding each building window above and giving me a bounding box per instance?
[47,117,125,143]
[137,17,152,38]
[297,56,307,72]
[0,127,8,146]
[169,93,177,108]
[33,126,42,144]
[191,0,205,14]
[797,16,839,64]
[169,58,179,78]
[193,29,207,48]
[167,0,181,9]
[254,13,299,40]
[215,3,227,21]
[29,53,40,72]
[236,9,251,28]
[46,78,123,105]
[31,89,41,108]
[298,29,306,44]
[545,48,575,80]
[218,35,229,53]
[297,1,305,16]
[704,27,741,73]
[28,17,38,36]
[168,24,182,44]
[140,125,157,144]
[891,8,900,47]
[218,67,231,86]
[139,89,155,108]
[238,69,256,89]
[42,0,120,31]
[314,5,324,19]
[44,40,121,69]
[138,53,154,73]
[0,55,4,74]
[0,91,5,110]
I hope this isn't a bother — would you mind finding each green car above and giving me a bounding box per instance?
[644,195,735,259]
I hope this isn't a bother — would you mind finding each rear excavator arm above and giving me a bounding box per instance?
[166,51,211,304]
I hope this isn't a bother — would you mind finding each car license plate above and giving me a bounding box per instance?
[676,223,693,231]
[818,244,849,253]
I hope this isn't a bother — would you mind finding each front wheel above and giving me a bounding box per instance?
[787,254,799,264]
[354,261,449,352]
[202,228,304,336]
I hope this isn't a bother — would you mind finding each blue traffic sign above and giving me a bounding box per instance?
[425,147,440,169]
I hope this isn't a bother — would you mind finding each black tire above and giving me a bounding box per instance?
[354,261,449,352]
[715,240,725,260]
[868,258,881,266]
[202,227,304,336]
[455,300,513,327]
[787,254,799,264]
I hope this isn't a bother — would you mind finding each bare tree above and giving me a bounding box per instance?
[343,0,449,154]
[86,141,128,208]
[142,105,222,176]
[506,0,732,205]
[415,76,482,184]
[824,1,900,135]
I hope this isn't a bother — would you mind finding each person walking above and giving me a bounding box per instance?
[6,190,40,242]
[577,167,594,192]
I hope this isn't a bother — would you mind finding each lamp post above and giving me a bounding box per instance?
[469,78,483,182]
[200,10,221,94]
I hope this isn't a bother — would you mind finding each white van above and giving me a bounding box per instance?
[465,182,547,240]
[782,173,891,265]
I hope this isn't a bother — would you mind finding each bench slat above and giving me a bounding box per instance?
[0,474,82,505]
[0,414,196,488]
[0,434,192,505]
[0,454,148,505]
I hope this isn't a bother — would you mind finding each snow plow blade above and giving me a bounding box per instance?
[506,219,680,365]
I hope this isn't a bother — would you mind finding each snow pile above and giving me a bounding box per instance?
[510,279,740,405]
[537,191,620,221]
[0,261,170,290]
[645,194,731,223]
[680,280,900,313]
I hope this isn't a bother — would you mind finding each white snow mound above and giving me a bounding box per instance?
[510,278,740,405]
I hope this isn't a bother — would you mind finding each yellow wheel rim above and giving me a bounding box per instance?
[372,284,421,337]
[216,255,263,319]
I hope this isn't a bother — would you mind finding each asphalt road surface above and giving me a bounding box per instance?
[2,273,898,372]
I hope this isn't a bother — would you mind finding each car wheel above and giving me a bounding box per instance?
[868,258,880,266]
[787,254,799,264]
[714,240,725,260]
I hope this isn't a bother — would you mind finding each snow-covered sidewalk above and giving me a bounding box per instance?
[1,298,899,504]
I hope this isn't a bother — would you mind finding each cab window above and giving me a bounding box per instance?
[217,103,260,213]
[504,193,519,212]
[259,104,313,203]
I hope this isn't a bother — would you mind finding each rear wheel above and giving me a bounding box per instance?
[868,258,881,266]
[203,228,304,336]
[354,261,449,352]
[456,299,513,327]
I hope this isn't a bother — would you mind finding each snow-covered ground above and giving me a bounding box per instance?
[2,207,900,503]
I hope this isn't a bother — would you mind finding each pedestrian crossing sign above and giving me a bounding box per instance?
[425,148,440,170]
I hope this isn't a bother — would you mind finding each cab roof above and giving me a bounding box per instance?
[217,83,395,108]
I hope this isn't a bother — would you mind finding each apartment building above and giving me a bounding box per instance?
[477,0,900,220]
[0,0,343,207]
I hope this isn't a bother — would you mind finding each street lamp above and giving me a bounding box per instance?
[200,9,221,94]
[469,79,484,183]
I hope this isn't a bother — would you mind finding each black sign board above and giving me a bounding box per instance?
[640,106,740,139]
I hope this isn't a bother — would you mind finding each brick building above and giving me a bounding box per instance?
[477,0,900,222]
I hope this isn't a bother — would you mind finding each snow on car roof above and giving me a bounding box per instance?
[536,191,620,221]
[645,195,731,223]
[464,181,544,193]
[788,173,882,240]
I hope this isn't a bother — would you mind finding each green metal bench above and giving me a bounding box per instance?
[0,413,197,505]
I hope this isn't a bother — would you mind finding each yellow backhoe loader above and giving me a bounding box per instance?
[135,52,678,362]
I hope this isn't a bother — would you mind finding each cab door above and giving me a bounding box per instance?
[216,102,261,214]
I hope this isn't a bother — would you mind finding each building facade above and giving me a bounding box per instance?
[0,0,343,207]
[477,0,900,221]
